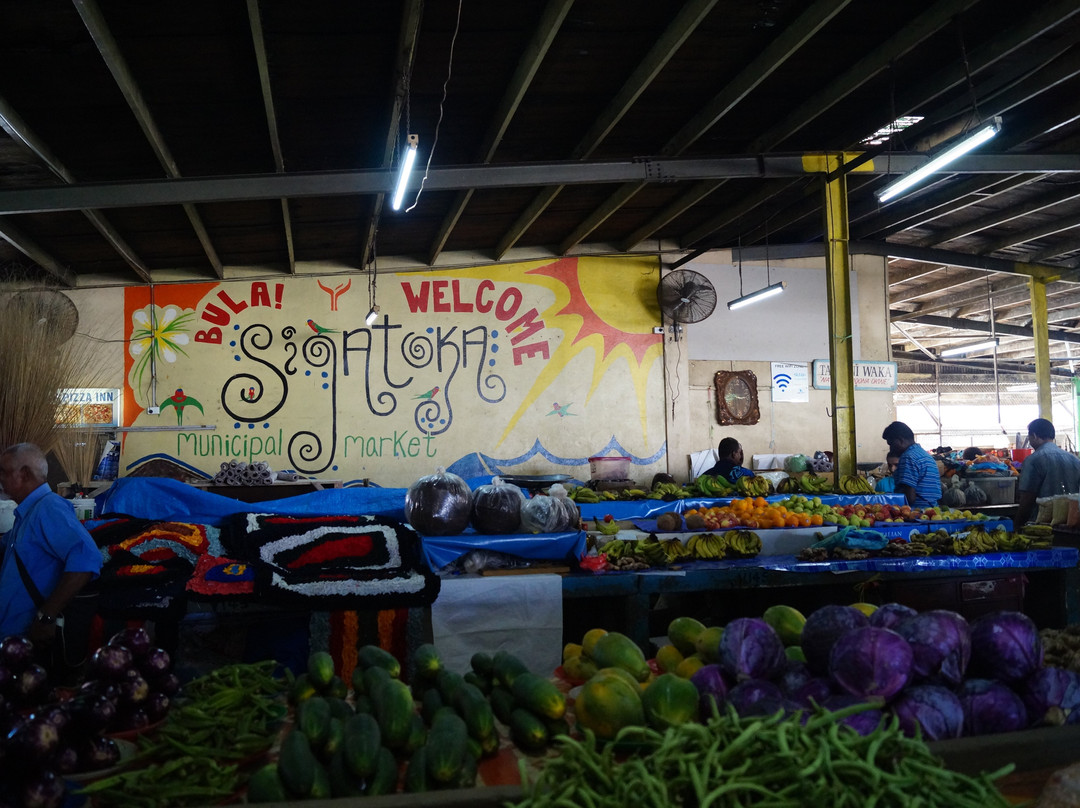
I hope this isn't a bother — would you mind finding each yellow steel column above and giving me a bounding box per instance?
[820,154,856,478]
[1030,276,1052,418]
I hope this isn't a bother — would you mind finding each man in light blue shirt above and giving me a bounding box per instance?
[882,422,941,508]
[0,443,101,644]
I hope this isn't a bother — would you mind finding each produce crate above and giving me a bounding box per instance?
[966,476,1018,505]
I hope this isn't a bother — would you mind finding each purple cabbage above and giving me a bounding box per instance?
[823,694,885,736]
[895,610,970,686]
[718,618,785,682]
[968,611,1043,684]
[1019,666,1080,726]
[776,660,813,697]
[829,626,913,701]
[890,684,964,740]
[801,605,869,675]
[689,664,729,717]
[869,602,918,631]
[956,678,1028,735]
[728,679,783,716]
[791,677,834,708]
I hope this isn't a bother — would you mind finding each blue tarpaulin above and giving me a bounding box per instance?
[577,493,907,521]
[421,530,586,570]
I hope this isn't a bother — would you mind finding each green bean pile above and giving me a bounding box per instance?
[75,661,290,807]
[513,703,1015,808]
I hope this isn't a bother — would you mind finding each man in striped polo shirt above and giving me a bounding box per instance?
[881,421,941,508]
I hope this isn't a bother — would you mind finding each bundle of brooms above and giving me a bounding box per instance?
[0,283,112,487]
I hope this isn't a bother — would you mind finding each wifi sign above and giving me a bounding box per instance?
[773,373,792,391]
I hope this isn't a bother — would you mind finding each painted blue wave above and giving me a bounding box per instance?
[441,438,667,478]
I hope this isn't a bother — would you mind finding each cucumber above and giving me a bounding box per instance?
[328,749,364,798]
[363,665,393,700]
[247,763,288,803]
[375,677,416,749]
[353,693,374,715]
[543,714,571,740]
[289,673,318,705]
[509,707,549,753]
[435,669,466,704]
[307,651,336,690]
[342,712,382,778]
[457,750,479,788]
[404,712,428,755]
[463,670,492,694]
[420,687,444,725]
[320,716,345,760]
[404,747,430,793]
[431,710,467,736]
[412,643,442,682]
[425,718,468,785]
[511,671,567,720]
[326,674,349,699]
[309,759,331,799]
[357,644,401,678]
[489,686,516,725]
[452,681,496,742]
[278,730,317,796]
[297,696,332,748]
[480,730,500,757]
[492,650,529,688]
[325,696,354,720]
[351,665,366,696]
[470,651,494,677]
[367,746,399,796]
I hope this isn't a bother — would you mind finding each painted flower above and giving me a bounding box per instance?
[129,305,195,400]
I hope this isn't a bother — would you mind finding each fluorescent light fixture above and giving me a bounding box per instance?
[940,338,998,358]
[727,281,786,311]
[861,115,924,146]
[876,117,1001,203]
[365,305,380,326]
[391,134,419,211]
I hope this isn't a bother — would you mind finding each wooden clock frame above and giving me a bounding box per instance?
[714,370,760,426]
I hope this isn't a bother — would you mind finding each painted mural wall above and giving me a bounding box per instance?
[119,256,667,487]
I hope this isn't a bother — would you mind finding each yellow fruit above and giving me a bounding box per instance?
[667,616,706,656]
[694,626,724,663]
[849,602,878,618]
[674,655,706,679]
[655,644,685,674]
[593,666,642,692]
[581,628,608,659]
[563,642,583,661]
[574,674,645,741]
[762,604,807,647]
[562,654,599,683]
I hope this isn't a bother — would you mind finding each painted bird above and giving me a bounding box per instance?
[547,402,576,417]
[307,318,338,334]
[160,388,204,425]
[413,386,440,400]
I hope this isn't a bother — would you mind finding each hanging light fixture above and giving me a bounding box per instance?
[876,117,1001,203]
[390,134,419,211]
[365,304,381,326]
[727,281,787,310]
[940,338,998,357]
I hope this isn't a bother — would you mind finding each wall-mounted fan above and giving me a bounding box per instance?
[2,289,79,344]
[657,269,717,324]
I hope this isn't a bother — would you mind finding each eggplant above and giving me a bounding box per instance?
[140,647,171,680]
[72,692,117,733]
[20,769,64,808]
[54,744,79,774]
[108,627,152,659]
[119,670,150,706]
[155,672,181,697]
[12,665,49,704]
[119,706,150,731]
[33,705,70,735]
[0,636,34,672]
[80,735,120,769]
[8,715,60,763]
[90,645,133,681]
[144,691,170,723]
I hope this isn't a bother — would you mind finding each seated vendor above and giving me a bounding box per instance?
[703,438,755,484]
[874,453,900,493]
[961,446,984,462]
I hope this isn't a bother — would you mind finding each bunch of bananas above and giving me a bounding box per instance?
[568,486,621,503]
[795,473,833,494]
[647,481,690,500]
[951,525,1002,555]
[602,534,668,567]
[687,533,727,559]
[686,474,734,497]
[837,474,876,495]
[735,475,773,497]
[725,529,763,558]
[661,537,693,562]
[995,531,1051,551]
[776,477,801,495]
[1020,524,1054,539]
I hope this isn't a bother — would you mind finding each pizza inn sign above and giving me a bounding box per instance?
[812,361,897,391]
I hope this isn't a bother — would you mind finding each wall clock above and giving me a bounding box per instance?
[715,370,760,426]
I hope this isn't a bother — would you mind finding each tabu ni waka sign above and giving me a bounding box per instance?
[812,361,897,391]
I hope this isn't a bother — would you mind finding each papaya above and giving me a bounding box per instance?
[342,712,382,779]
[491,650,530,688]
[562,642,583,661]
[694,626,724,663]
[785,645,807,663]
[762,604,807,647]
[247,763,289,803]
[509,707,549,753]
[278,730,317,797]
[412,643,442,682]
[510,671,567,720]
[640,673,699,730]
[667,616,706,655]
[562,653,598,684]
[357,644,401,678]
[591,632,650,682]
[674,655,706,679]
[594,666,642,692]
[655,644,684,674]
[574,672,645,741]
[307,651,336,690]
[849,602,878,618]
[581,628,608,658]
[375,678,416,749]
